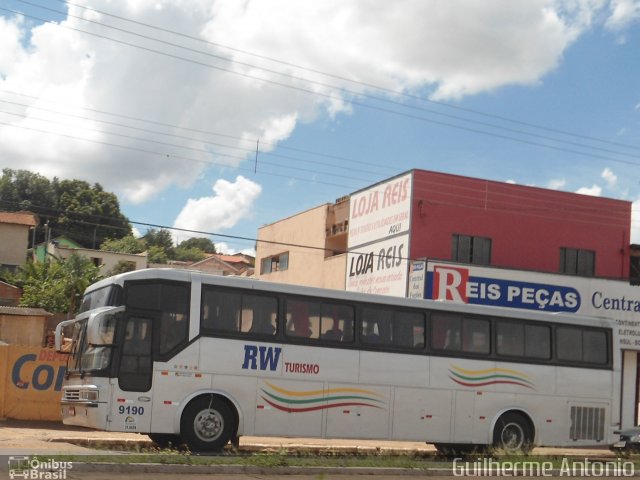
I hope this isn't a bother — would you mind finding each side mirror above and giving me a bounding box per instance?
[86,306,125,346]
[54,319,77,353]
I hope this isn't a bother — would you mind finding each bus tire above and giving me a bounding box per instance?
[180,395,236,452]
[148,433,182,449]
[492,412,533,453]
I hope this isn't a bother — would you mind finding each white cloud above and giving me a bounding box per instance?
[547,178,567,190]
[576,184,603,196]
[172,176,262,240]
[0,1,618,202]
[606,0,640,30]
[601,167,618,188]
[215,242,256,257]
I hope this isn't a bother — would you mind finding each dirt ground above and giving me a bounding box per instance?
[0,418,616,457]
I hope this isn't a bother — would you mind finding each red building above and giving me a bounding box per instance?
[409,170,631,279]
[345,170,631,297]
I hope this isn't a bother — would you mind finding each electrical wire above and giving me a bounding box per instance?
[3,4,640,166]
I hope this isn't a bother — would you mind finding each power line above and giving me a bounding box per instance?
[49,0,640,153]
[0,89,396,174]
[0,100,391,178]
[0,119,367,190]
[3,5,640,167]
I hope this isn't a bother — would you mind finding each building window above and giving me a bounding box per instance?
[261,252,289,274]
[560,247,595,276]
[452,234,491,265]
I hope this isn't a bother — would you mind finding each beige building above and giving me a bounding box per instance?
[256,198,349,289]
[0,212,37,271]
[50,244,148,273]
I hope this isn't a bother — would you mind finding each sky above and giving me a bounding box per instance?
[0,0,639,254]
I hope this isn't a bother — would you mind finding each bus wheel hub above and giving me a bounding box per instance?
[194,409,223,441]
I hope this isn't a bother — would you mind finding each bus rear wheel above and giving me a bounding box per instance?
[492,412,533,453]
[180,396,236,452]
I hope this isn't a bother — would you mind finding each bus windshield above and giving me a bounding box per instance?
[67,313,118,373]
[79,285,120,314]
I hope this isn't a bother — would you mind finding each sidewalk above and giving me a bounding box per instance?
[0,419,616,457]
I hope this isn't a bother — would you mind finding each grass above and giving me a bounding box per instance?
[31,446,640,471]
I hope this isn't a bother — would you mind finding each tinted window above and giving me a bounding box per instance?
[119,316,153,391]
[462,318,490,354]
[320,303,354,343]
[362,308,424,349]
[583,330,607,364]
[242,294,277,335]
[557,326,583,362]
[525,324,551,359]
[497,321,524,357]
[201,287,276,336]
[125,282,190,357]
[496,322,551,360]
[431,313,461,351]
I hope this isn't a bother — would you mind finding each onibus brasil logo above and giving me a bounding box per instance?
[8,456,72,479]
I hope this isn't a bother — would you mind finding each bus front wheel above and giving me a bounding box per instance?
[180,396,236,452]
[492,412,533,453]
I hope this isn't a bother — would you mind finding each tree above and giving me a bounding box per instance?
[147,245,168,264]
[0,169,131,248]
[101,235,146,254]
[173,246,206,262]
[178,237,216,253]
[7,254,101,313]
[106,260,137,277]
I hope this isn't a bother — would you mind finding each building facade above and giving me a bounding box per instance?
[0,211,37,271]
[257,170,632,294]
[257,202,348,289]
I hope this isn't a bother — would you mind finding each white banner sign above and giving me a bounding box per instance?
[346,235,409,297]
[348,173,412,248]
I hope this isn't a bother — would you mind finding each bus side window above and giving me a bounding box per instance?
[285,300,318,339]
[394,311,425,349]
[462,318,490,354]
[320,303,354,343]
[431,313,461,351]
[201,288,241,333]
[361,308,392,346]
[244,294,277,336]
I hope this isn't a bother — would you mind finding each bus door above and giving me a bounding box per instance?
[111,313,154,433]
[621,350,639,428]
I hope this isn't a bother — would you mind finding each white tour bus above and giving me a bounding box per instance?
[56,268,619,452]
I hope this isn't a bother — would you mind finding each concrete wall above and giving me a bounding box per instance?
[0,223,30,268]
[0,314,47,346]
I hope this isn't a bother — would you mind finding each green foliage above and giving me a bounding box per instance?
[101,235,146,254]
[147,245,168,264]
[172,246,206,262]
[106,260,137,277]
[8,254,101,313]
[102,231,214,264]
[177,237,216,253]
[0,169,131,248]
[143,229,174,251]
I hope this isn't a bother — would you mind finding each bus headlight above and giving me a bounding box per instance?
[80,390,99,401]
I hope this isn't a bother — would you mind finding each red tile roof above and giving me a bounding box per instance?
[0,211,37,227]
